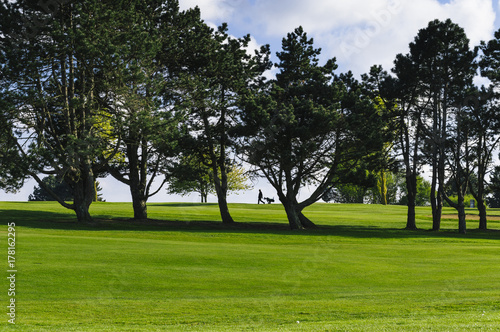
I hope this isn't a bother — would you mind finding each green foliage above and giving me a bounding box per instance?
[173,18,270,223]
[487,166,500,208]
[0,111,26,192]
[403,19,476,103]
[391,19,477,232]
[415,176,432,206]
[0,0,196,221]
[323,167,379,204]
[0,0,138,221]
[28,175,105,202]
[167,154,252,202]
[324,172,430,206]
[100,0,193,219]
[239,27,389,228]
[368,171,403,205]
[398,176,432,206]
[480,28,500,85]
[1,5,498,234]
[330,183,367,203]
[443,194,477,208]
[28,175,73,202]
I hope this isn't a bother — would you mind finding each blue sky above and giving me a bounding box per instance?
[179,0,499,78]
[2,0,499,203]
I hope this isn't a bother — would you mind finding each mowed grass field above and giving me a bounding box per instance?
[1,201,500,331]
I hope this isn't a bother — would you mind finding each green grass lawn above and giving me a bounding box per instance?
[1,201,500,331]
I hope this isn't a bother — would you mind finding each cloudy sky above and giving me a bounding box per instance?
[1,0,499,203]
[179,0,499,77]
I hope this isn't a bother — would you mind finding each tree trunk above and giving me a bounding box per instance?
[477,198,487,230]
[379,171,388,205]
[280,198,316,230]
[443,187,467,234]
[200,184,208,203]
[431,171,440,231]
[212,180,234,223]
[430,93,444,232]
[298,210,317,229]
[73,199,93,223]
[71,163,95,223]
[213,165,234,223]
[217,194,234,224]
[405,173,417,230]
[127,140,149,220]
[457,198,467,234]
[131,189,147,220]
[431,194,442,231]
[472,176,488,230]
[212,152,234,223]
[282,200,303,230]
[94,180,98,202]
[406,202,417,230]
[434,190,443,231]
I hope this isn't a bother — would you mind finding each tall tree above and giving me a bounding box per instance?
[487,165,500,208]
[101,0,191,220]
[474,30,500,229]
[174,21,270,224]
[393,19,476,231]
[364,65,422,229]
[0,0,130,222]
[460,87,500,230]
[0,88,26,192]
[239,27,388,229]
[441,103,474,233]
[361,66,398,206]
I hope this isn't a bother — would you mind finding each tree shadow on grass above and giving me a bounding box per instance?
[3,207,500,240]
[149,202,219,207]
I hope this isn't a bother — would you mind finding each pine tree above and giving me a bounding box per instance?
[101,0,194,220]
[174,21,270,224]
[239,27,388,229]
[0,1,121,222]
[393,19,476,233]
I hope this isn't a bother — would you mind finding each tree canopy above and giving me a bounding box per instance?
[0,0,128,221]
[238,27,389,229]
[1,6,500,233]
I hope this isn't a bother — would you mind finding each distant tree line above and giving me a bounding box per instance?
[28,175,104,202]
[323,173,432,206]
[1,1,500,233]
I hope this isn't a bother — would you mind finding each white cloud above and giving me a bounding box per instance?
[244,35,261,54]
[179,0,244,22]
[441,0,495,45]
[182,0,496,77]
[247,0,404,37]
[264,0,496,76]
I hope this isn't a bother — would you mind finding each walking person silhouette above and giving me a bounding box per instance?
[258,189,265,204]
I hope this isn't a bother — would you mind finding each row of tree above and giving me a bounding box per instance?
[323,173,432,206]
[1,1,500,233]
[0,0,267,223]
[371,19,500,234]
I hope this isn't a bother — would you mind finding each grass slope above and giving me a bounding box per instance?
[1,201,500,331]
